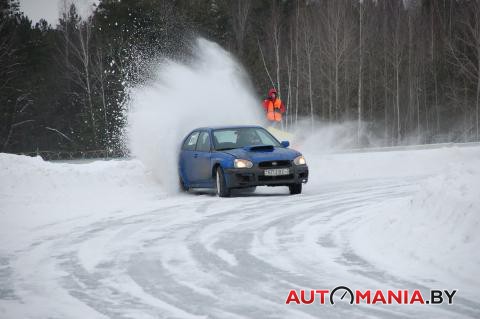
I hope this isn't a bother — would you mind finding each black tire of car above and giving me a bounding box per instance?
[243,186,256,193]
[216,167,231,197]
[179,176,188,192]
[289,183,302,195]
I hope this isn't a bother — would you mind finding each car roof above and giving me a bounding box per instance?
[194,125,264,131]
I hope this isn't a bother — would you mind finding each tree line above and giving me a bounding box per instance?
[1,0,479,154]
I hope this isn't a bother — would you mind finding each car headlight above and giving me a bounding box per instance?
[234,159,253,169]
[293,155,306,165]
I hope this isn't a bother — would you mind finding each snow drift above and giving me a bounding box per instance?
[0,154,162,248]
[350,157,480,297]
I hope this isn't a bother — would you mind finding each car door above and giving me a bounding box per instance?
[193,131,213,187]
[180,131,200,185]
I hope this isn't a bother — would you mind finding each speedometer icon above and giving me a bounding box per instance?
[330,286,354,305]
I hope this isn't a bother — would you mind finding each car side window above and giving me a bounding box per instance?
[182,131,199,151]
[196,132,211,152]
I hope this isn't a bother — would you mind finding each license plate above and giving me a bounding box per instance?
[264,168,290,176]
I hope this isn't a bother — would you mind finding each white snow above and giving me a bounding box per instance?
[127,39,262,192]
[307,145,480,299]
[349,152,480,297]
[307,144,480,183]
[1,144,479,317]
[0,154,163,250]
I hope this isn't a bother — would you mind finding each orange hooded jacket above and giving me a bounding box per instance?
[262,88,285,122]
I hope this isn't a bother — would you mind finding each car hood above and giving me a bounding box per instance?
[221,146,301,163]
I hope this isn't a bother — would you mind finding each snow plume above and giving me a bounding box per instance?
[127,38,262,192]
[289,119,377,155]
[289,118,431,155]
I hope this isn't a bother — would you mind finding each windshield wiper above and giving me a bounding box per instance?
[216,147,235,151]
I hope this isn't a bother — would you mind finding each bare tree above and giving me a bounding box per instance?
[301,5,315,130]
[357,1,364,143]
[93,47,108,140]
[430,1,441,135]
[294,0,300,126]
[229,0,251,57]
[387,2,407,144]
[317,0,355,121]
[0,13,29,151]
[257,38,275,90]
[448,0,480,139]
[58,7,98,146]
[0,25,16,91]
[270,0,282,98]
[285,29,293,131]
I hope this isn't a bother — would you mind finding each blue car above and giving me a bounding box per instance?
[178,125,309,197]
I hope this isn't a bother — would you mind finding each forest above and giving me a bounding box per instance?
[1,0,480,155]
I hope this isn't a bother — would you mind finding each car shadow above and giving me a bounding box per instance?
[232,192,290,198]
[189,188,291,198]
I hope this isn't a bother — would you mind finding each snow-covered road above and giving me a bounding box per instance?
[1,146,480,318]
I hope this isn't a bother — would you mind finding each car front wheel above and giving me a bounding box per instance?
[289,183,302,195]
[216,167,231,197]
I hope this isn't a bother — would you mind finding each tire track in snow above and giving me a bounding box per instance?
[2,179,480,318]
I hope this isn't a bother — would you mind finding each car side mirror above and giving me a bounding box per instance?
[281,141,290,148]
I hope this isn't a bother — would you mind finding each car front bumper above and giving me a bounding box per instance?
[224,165,309,188]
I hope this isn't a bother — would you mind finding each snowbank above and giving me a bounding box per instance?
[306,144,480,184]
[0,154,163,248]
[345,147,480,297]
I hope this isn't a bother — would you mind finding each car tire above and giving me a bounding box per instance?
[243,186,256,193]
[289,183,302,195]
[179,176,189,192]
[216,167,230,197]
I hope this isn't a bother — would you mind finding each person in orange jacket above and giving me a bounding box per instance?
[262,88,285,126]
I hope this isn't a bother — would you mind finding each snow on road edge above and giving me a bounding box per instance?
[348,153,480,298]
[0,154,164,250]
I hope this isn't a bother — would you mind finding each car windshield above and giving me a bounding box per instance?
[212,127,281,151]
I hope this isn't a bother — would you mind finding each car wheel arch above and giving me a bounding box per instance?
[178,169,189,187]
[212,162,221,178]
[211,157,232,178]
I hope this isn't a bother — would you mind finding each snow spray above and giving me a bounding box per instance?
[127,38,262,192]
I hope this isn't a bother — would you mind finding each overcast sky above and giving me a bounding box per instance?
[19,0,98,25]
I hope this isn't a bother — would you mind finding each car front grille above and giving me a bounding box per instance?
[258,160,291,168]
